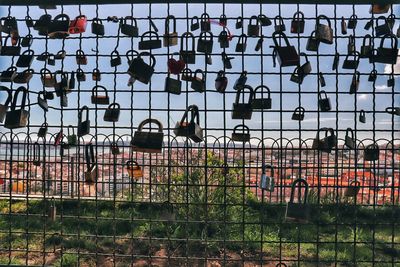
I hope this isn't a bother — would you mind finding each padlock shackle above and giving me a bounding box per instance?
[54,70,69,84]
[165,15,177,34]
[10,86,28,111]
[348,34,355,45]
[353,71,360,81]
[191,16,199,25]
[200,12,210,21]
[78,105,89,123]
[294,106,305,115]
[138,52,156,68]
[276,263,288,267]
[349,180,361,187]
[85,143,95,168]
[379,33,398,48]
[362,34,372,46]
[199,31,213,41]
[193,69,204,80]
[359,109,365,116]
[235,84,254,105]
[141,30,160,41]
[289,178,309,204]
[181,68,193,80]
[237,33,248,45]
[111,49,120,58]
[233,124,250,135]
[138,118,163,133]
[318,90,328,100]
[0,86,12,106]
[22,49,34,56]
[76,49,85,57]
[53,13,70,22]
[345,127,354,139]
[217,70,225,78]
[122,15,137,26]
[181,32,195,51]
[92,17,103,24]
[92,85,109,97]
[274,15,284,26]
[299,52,309,63]
[3,35,20,46]
[375,16,388,26]
[180,104,200,125]
[325,127,334,139]
[262,164,274,177]
[292,11,304,20]
[126,49,139,62]
[67,125,75,136]
[272,31,290,48]
[254,85,271,98]
[107,102,120,110]
[33,141,40,161]
[316,15,331,27]
[126,160,139,168]
[249,15,258,25]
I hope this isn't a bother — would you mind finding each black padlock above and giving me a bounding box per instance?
[375,16,391,37]
[251,85,272,110]
[191,69,205,93]
[34,14,52,36]
[25,15,34,28]
[316,15,333,44]
[181,68,193,82]
[21,34,33,47]
[110,50,122,67]
[197,31,214,54]
[233,71,247,90]
[16,49,34,68]
[306,31,320,52]
[332,53,340,71]
[128,52,156,84]
[341,17,347,35]
[54,71,70,96]
[131,118,164,153]
[37,91,49,112]
[75,68,85,82]
[200,13,211,32]
[0,67,17,82]
[165,74,182,95]
[91,17,104,36]
[345,128,356,149]
[174,105,203,143]
[180,32,196,64]
[190,16,199,31]
[1,16,18,34]
[85,143,98,183]
[285,178,310,223]
[258,14,271,27]
[126,49,139,65]
[290,67,304,84]
[360,34,373,58]
[364,143,379,161]
[231,124,250,142]
[350,71,360,94]
[375,34,398,65]
[92,68,101,82]
[221,52,233,69]
[215,70,228,94]
[387,74,395,87]
[77,105,90,137]
[47,54,56,66]
[312,128,336,153]
[76,49,87,65]
[218,29,230,48]
[219,14,227,27]
[121,16,139,37]
[344,180,361,197]
[291,106,305,121]
[271,31,299,67]
[0,36,21,56]
[110,142,120,155]
[347,35,356,54]
[274,15,286,32]
[91,85,110,105]
[4,86,29,129]
[38,123,48,138]
[235,34,248,52]
[342,52,360,70]
[255,36,264,52]
[291,11,305,33]
[359,110,366,123]
[368,70,377,82]
[247,15,260,37]
[48,14,70,39]
[318,90,331,112]
[37,52,50,62]
[103,102,120,122]
[299,52,312,77]
[386,107,400,116]
[348,14,358,29]
[60,92,68,107]
[260,164,275,192]
[164,15,178,47]
[364,19,373,30]
[207,54,213,65]
[236,16,243,29]
[0,86,12,123]
[139,31,162,50]
[232,85,254,120]
[32,142,41,166]
[67,125,77,146]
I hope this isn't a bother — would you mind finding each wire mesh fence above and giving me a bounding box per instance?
[0,1,399,266]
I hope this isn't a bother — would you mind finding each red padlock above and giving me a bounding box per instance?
[54,131,63,146]
[69,15,87,34]
[168,57,185,75]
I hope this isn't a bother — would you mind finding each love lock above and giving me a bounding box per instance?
[1,36,21,56]
[21,34,33,47]
[319,72,326,87]
[174,105,203,143]
[345,128,356,149]
[126,49,139,65]
[163,15,178,47]
[231,124,250,142]
[236,16,243,29]
[376,34,398,65]
[388,74,395,87]
[77,105,90,137]
[233,71,247,90]
[128,52,156,84]
[180,32,196,64]
[345,180,361,197]
[34,14,52,36]
[165,74,182,95]
[14,69,34,84]
[306,31,320,52]
[260,164,275,192]
[312,128,336,153]
[1,16,18,34]
[348,14,358,29]
[347,35,356,54]
[48,198,57,222]
[274,15,286,32]
[16,49,34,68]
[315,15,333,44]
[318,90,331,112]
[368,70,377,82]
[332,53,340,71]
[247,16,260,37]
[84,143,97,183]
[359,110,366,123]
[0,86,12,123]
[291,106,305,121]
[91,85,110,105]
[139,31,162,50]
[374,16,390,37]
[60,92,68,108]
[92,68,101,82]
[341,17,347,35]
[110,142,120,155]
[342,52,360,70]
[251,85,272,110]
[258,14,271,26]
[190,16,199,31]
[67,125,77,147]
[349,71,360,94]
[255,36,264,52]
[291,11,305,33]
[181,68,193,82]
[25,15,34,28]
[75,49,87,65]
[48,14,70,39]
[191,69,205,93]
[215,70,228,93]
[271,31,299,67]
[103,102,120,122]
[360,34,373,58]
[32,142,41,166]
[4,86,29,129]
[74,68,85,82]
[108,50,121,67]
[91,17,104,36]
[218,29,230,48]
[0,67,17,83]
[298,52,312,78]
[37,91,48,112]
[197,31,214,54]
[131,118,164,153]
[69,15,87,34]
[38,122,48,138]
[364,143,379,161]
[219,14,227,27]
[285,178,310,223]
[200,13,211,32]
[126,160,143,180]
[221,52,234,69]
[121,16,139,37]
[235,34,248,52]
[54,71,70,96]
[232,85,254,120]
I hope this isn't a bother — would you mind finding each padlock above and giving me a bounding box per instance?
[291,106,305,121]
[126,49,139,65]
[332,53,340,71]
[104,102,121,122]
[181,68,193,82]
[359,110,366,123]
[190,16,199,31]
[85,143,98,183]
[180,32,196,64]
[131,118,164,153]
[139,31,162,50]
[235,16,243,29]
[69,15,87,34]
[255,36,264,52]
[345,128,355,149]
[0,36,21,56]
[68,71,76,90]
[91,17,104,36]
[386,107,400,116]
[91,85,110,105]
[312,128,336,153]
[233,71,247,90]
[76,49,87,65]
[77,105,90,137]
[197,31,214,54]
[251,85,272,110]
[218,29,230,48]
[290,66,304,84]
[285,178,310,223]
[126,160,143,180]
[54,71,70,96]
[221,52,233,69]
[128,52,156,84]
[191,69,205,93]
[207,54,213,65]
[174,105,203,143]
[235,34,248,52]
[200,13,211,32]
[47,54,56,66]
[34,14,52,36]
[347,35,356,54]
[16,49,34,68]
[364,19,373,30]
[121,16,139,37]
[260,164,275,192]
[360,34,373,58]
[25,15,34,28]
[388,14,397,30]
[232,85,254,120]
[364,143,379,161]
[368,70,377,82]
[54,130,64,146]
[306,31,320,52]
[215,70,228,94]
[387,74,395,87]
[348,14,358,29]
[32,142,41,166]
[48,14,70,39]
[315,15,333,44]
[271,31,299,67]
[0,67,17,82]
[341,17,347,35]
[38,123,48,138]
[163,15,178,47]
[274,15,286,32]
[370,4,390,14]
[48,198,57,222]
[342,52,360,70]
[345,180,361,197]
[350,71,360,94]
[4,86,29,129]
[299,52,312,77]
[37,52,51,62]
[258,14,271,26]
[247,16,260,37]
[67,125,77,146]
[60,92,68,107]
[219,14,227,27]
[375,16,391,37]
[110,142,120,155]
[1,16,18,34]
[375,34,398,65]
[291,11,305,33]
[167,54,185,75]
[318,90,331,112]
[21,34,33,47]
[110,50,122,67]
[319,72,326,87]
[165,74,182,95]
[76,69,86,83]
[231,124,250,142]
[92,68,101,81]
[37,91,49,112]
[0,86,12,123]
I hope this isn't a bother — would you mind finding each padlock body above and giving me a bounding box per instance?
[232,103,253,120]
[78,120,90,137]
[318,98,331,112]
[128,58,154,84]
[285,202,310,223]
[104,108,120,122]
[163,32,178,47]
[165,77,182,95]
[231,132,250,142]
[251,98,271,110]
[260,174,275,192]
[276,46,300,67]
[85,165,98,183]
[174,122,203,143]
[4,109,29,129]
[131,131,163,153]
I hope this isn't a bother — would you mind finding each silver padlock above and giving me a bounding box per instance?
[260,164,275,192]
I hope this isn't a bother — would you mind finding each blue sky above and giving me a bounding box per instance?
[0,4,398,143]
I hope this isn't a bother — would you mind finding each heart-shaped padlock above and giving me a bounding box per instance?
[168,58,185,75]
